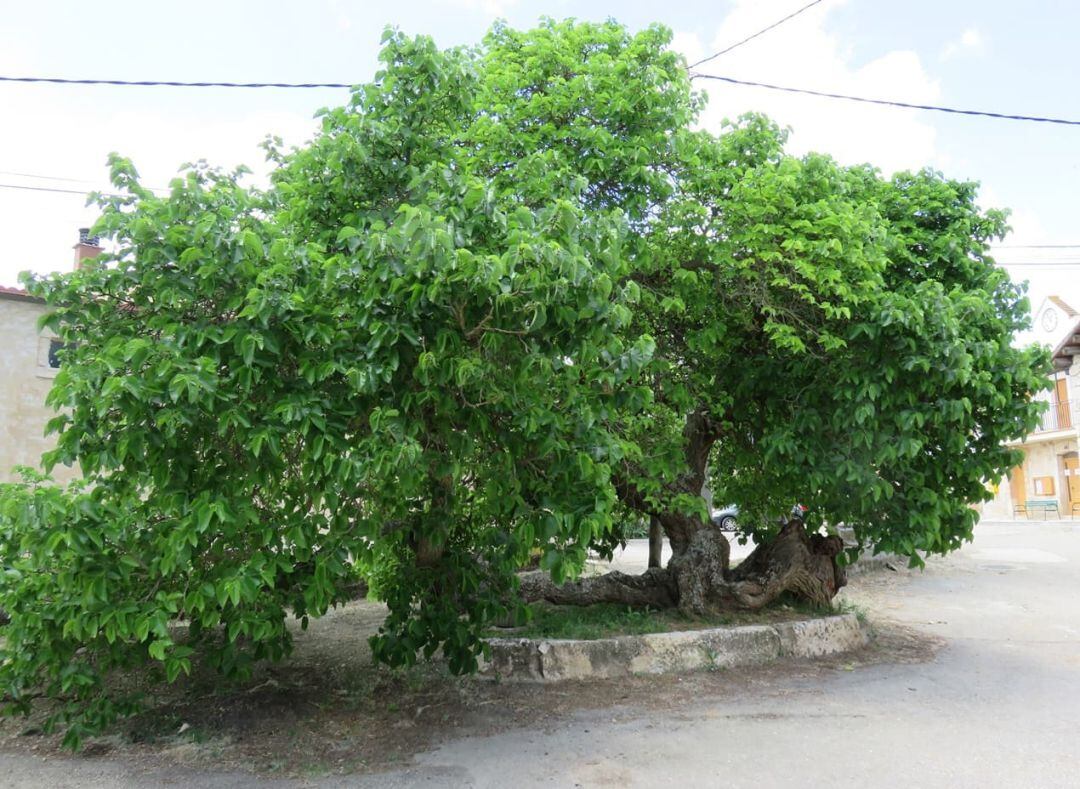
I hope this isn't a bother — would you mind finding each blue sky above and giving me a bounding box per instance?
[2,0,1078,309]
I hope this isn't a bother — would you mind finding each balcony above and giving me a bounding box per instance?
[1034,399,1073,434]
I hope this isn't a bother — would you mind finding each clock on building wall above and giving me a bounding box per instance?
[1043,307,1059,332]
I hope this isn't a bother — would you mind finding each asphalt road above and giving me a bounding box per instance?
[3,520,1079,788]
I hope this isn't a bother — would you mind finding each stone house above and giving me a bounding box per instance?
[0,231,101,484]
[982,295,1080,519]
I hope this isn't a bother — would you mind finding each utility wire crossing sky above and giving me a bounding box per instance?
[2,70,1079,127]
[1,0,1078,308]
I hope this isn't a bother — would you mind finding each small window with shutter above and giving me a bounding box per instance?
[1033,476,1056,496]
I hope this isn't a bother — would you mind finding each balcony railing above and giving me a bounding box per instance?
[1035,399,1073,433]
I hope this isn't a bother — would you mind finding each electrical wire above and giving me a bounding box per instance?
[0,170,101,184]
[0,76,353,89]
[995,263,1080,268]
[6,71,1071,129]
[0,182,167,197]
[4,62,1080,128]
[996,244,1080,249]
[0,182,97,196]
[690,73,1080,126]
[689,0,825,69]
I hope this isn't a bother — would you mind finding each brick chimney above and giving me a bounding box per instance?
[73,227,103,270]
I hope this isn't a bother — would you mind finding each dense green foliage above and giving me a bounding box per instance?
[0,20,1047,745]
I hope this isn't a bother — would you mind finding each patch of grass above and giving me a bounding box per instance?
[702,647,727,672]
[772,592,837,617]
[491,603,684,640]
[836,598,871,630]
[487,597,845,641]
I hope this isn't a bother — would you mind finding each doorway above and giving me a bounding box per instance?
[1064,453,1080,518]
[1008,462,1027,516]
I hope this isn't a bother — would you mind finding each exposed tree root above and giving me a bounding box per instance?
[670,520,845,614]
[518,567,677,609]
[728,520,846,607]
[518,520,845,614]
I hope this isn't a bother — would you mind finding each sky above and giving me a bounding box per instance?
[1,0,1078,317]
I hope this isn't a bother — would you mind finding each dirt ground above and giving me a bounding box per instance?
[0,566,937,780]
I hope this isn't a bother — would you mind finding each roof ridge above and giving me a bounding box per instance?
[0,284,41,302]
[1048,295,1078,317]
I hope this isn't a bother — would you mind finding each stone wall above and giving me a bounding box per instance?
[0,295,79,484]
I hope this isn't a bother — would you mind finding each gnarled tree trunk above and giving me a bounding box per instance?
[666,519,846,614]
[518,518,845,614]
[519,409,846,613]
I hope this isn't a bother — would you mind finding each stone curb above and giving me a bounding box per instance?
[481,613,866,682]
[846,554,902,576]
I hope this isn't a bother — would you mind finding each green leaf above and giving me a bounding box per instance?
[148,640,169,661]
[336,226,360,243]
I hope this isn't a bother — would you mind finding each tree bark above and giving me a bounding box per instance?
[647,515,663,569]
[556,409,845,614]
[519,520,845,614]
[613,408,722,555]
[668,519,845,614]
[518,567,677,609]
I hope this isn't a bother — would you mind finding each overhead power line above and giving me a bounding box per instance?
[0,75,353,89]
[0,170,101,184]
[689,0,825,69]
[0,182,168,197]
[996,259,1080,265]
[690,73,1080,127]
[996,244,1080,249]
[993,263,1080,269]
[3,67,1079,128]
[0,182,97,196]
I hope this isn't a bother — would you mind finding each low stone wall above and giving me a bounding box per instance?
[481,613,866,682]
[846,554,902,576]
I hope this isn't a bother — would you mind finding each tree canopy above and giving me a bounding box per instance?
[0,19,1047,746]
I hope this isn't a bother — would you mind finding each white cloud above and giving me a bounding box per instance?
[670,31,705,67]
[0,41,322,286]
[966,194,1078,345]
[324,0,353,32]
[0,92,319,286]
[940,28,984,61]
[435,0,519,15]
[677,0,943,176]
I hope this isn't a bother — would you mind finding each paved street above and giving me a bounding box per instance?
[373,520,1080,788]
[3,520,1079,788]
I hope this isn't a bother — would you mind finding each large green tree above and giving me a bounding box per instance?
[0,20,1046,744]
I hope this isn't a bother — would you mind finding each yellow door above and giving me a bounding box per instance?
[1009,463,1027,512]
[1065,456,1080,516]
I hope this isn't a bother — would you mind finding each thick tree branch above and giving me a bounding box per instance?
[518,568,677,608]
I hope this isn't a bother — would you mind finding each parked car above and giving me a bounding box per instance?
[711,504,740,531]
[710,503,808,531]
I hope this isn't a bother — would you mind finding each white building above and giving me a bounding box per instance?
[982,295,1080,519]
[0,231,99,484]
